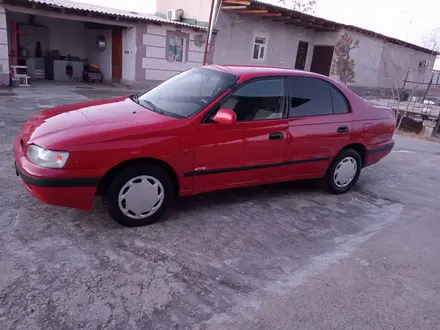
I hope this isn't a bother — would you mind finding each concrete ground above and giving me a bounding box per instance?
[1,86,440,330]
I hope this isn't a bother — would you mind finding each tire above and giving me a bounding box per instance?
[106,164,174,227]
[325,149,362,194]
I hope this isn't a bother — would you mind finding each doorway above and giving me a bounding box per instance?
[112,28,123,82]
[294,41,308,70]
[310,45,334,76]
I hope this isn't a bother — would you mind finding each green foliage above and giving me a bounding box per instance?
[331,33,360,85]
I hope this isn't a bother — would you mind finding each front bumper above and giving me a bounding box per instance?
[15,162,99,210]
[14,137,101,210]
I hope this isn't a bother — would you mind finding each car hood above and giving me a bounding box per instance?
[21,97,172,145]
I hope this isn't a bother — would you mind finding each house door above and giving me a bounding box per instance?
[294,41,308,70]
[112,28,123,81]
[310,45,334,76]
[10,21,18,65]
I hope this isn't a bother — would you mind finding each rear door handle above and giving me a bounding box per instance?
[269,132,284,140]
[337,126,349,133]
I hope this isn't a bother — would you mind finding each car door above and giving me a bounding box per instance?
[192,78,288,190]
[282,76,352,179]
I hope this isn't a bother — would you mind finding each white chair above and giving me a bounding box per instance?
[10,65,31,87]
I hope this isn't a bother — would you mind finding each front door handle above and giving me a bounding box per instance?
[269,132,284,140]
[337,126,349,133]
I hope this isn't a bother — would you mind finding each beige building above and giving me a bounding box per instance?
[0,0,438,96]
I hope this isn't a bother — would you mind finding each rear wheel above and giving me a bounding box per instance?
[326,149,362,194]
[106,164,173,227]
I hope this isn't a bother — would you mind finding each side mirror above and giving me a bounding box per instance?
[213,108,237,125]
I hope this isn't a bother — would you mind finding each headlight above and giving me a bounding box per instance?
[26,145,70,168]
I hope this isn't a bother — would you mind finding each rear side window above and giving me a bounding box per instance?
[330,85,350,114]
[288,77,333,117]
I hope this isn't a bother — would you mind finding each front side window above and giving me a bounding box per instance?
[136,68,238,118]
[219,79,284,122]
[253,36,267,60]
[288,77,333,117]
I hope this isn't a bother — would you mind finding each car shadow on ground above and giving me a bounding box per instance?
[171,179,324,213]
[91,178,325,228]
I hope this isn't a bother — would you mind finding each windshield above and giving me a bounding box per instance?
[136,67,238,118]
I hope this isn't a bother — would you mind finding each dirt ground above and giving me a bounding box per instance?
[396,129,440,143]
[1,85,440,329]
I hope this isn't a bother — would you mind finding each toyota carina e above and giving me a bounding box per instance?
[14,65,395,227]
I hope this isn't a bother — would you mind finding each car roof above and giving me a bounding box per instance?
[207,64,328,80]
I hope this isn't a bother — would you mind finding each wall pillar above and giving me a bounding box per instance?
[0,4,9,86]
[422,120,436,137]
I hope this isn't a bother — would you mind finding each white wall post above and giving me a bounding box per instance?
[0,4,10,86]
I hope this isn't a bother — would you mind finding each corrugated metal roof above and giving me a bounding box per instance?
[27,0,206,29]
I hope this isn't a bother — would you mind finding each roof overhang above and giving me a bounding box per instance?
[221,0,341,32]
[343,25,440,56]
[3,0,207,31]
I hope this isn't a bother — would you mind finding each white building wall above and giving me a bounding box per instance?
[139,24,205,82]
[122,27,136,84]
[313,31,342,45]
[377,42,435,90]
[211,14,437,94]
[84,29,112,82]
[42,17,85,58]
[213,11,315,69]
[0,4,9,86]
[343,31,385,88]
[321,29,436,93]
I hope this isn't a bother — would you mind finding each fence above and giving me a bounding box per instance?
[354,68,440,137]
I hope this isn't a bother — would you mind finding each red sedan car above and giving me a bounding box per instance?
[14,65,395,227]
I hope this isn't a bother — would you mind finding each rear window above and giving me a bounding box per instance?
[288,77,333,117]
[330,85,350,114]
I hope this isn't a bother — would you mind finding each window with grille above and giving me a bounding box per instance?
[252,36,267,60]
[167,36,186,62]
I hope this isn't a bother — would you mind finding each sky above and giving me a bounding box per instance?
[77,0,440,66]
[314,0,440,47]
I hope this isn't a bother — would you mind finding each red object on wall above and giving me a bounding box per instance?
[10,21,18,66]
[112,28,123,81]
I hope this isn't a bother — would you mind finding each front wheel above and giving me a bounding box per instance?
[106,164,174,227]
[326,149,362,194]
